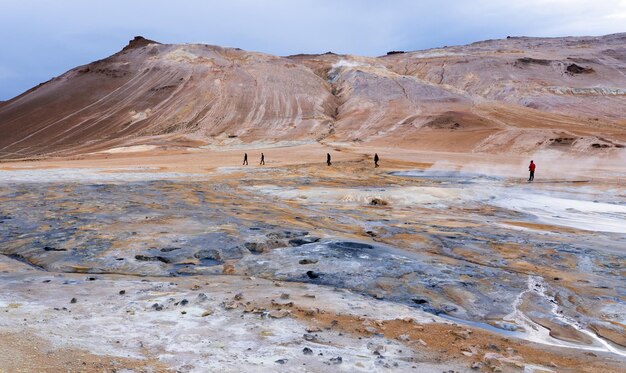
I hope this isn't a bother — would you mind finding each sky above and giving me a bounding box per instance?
[1,0,625,100]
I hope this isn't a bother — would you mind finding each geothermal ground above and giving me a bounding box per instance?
[0,144,624,372]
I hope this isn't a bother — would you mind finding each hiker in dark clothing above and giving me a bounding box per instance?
[260,153,265,165]
[374,153,380,168]
[326,153,331,166]
[243,153,248,165]
[528,160,536,182]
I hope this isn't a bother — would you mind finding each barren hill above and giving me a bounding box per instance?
[1,34,625,159]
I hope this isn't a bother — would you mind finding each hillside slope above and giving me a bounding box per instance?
[1,34,625,159]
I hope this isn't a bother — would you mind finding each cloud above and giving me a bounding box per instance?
[0,0,624,99]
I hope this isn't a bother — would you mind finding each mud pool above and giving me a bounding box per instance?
[0,163,625,371]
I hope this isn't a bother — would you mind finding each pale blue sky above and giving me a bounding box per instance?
[1,0,625,100]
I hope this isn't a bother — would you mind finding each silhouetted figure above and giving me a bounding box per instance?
[528,160,536,182]
[326,153,331,166]
[260,153,265,165]
[374,153,380,168]
[243,153,248,165]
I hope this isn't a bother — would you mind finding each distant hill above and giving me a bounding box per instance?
[1,34,625,159]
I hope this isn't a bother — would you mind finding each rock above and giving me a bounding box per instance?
[269,309,290,319]
[191,284,201,291]
[70,297,77,304]
[151,303,163,311]
[280,293,290,299]
[365,326,377,334]
[397,334,410,342]
[567,63,594,74]
[244,304,266,314]
[452,329,471,339]
[193,249,221,260]
[271,300,293,307]
[303,334,319,342]
[299,259,318,265]
[471,362,482,370]
[223,300,239,310]
[179,299,189,306]
[201,309,213,317]
[289,237,320,246]
[418,339,427,346]
[275,359,287,364]
[134,254,170,263]
[306,326,322,332]
[369,198,388,206]
[304,307,319,316]
[306,270,319,279]
[234,292,243,301]
[329,356,342,364]
[119,290,126,295]
[303,347,313,355]
[303,294,316,298]
[222,263,236,274]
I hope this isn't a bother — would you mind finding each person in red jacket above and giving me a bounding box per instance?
[528,160,536,182]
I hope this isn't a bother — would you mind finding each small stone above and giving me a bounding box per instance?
[222,263,236,274]
[223,301,239,310]
[418,339,427,346]
[397,334,410,342]
[181,311,187,315]
[201,309,213,317]
[306,270,319,279]
[151,303,163,311]
[302,347,313,355]
[280,293,290,299]
[471,362,482,370]
[191,284,201,290]
[303,294,316,298]
[365,326,377,334]
[196,293,208,303]
[119,290,126,295]
[269,309,290,319]
[70,298,77,304]
[452,330,470,339]
[329,356,342,364]
[179,299,189,306]
[304,308,319,316]
[275,359,287,364]
[234,292,243,301]
[299,259,318,265]
[303,334,318,342]
[306,326,322,333]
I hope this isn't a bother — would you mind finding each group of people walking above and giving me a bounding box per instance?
[243,152,381,168]
[243,152,536,180]
[242,152,264,166]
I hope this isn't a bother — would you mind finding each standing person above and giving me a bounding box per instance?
[528,160,536,182]
[260,153,265,165]
[326,153,331,166]
[243,153,248,166]
[374,153,380,168]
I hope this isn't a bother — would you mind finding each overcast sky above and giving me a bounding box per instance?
[1,0,625,100]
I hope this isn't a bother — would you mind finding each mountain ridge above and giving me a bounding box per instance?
[0,33,624,159]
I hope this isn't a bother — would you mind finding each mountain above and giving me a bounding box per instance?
[1,34,625,159]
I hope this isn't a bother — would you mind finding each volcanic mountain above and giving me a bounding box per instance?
[1,34,625,159]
